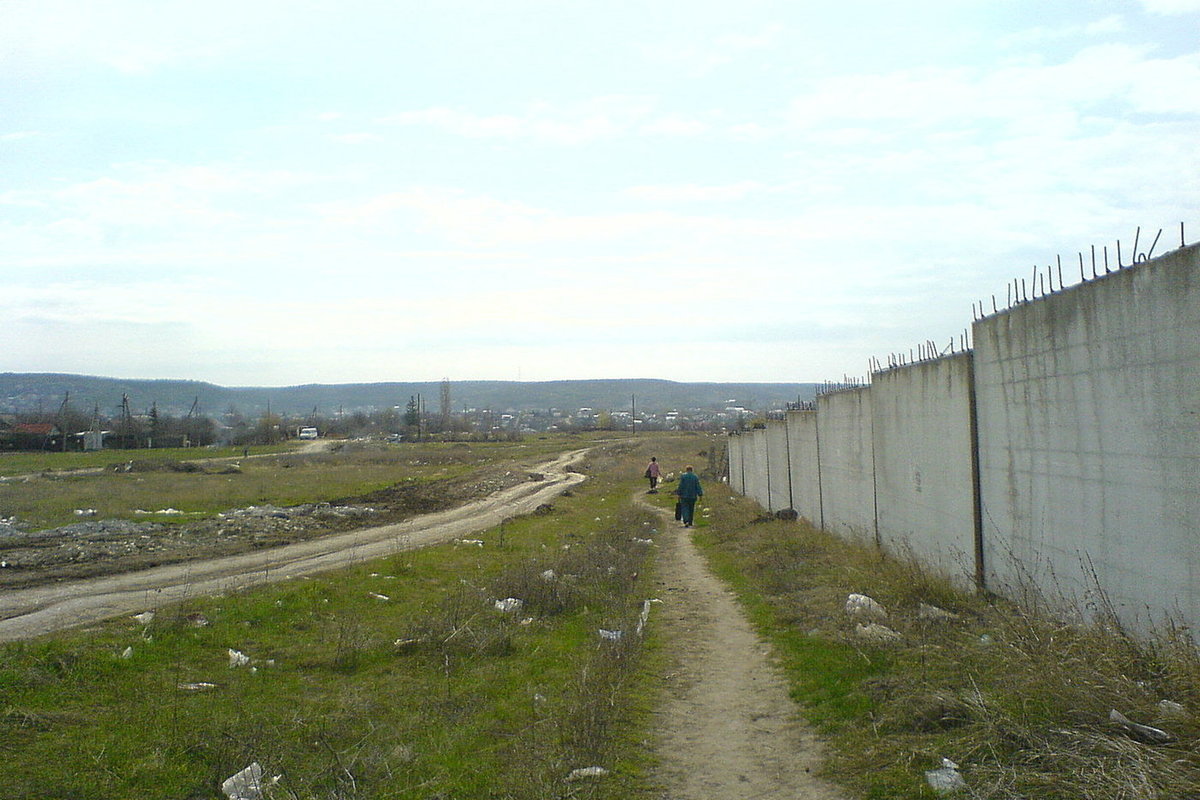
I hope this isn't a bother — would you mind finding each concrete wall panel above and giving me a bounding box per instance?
[974,244,1200,632]
[743,428,771,511]
[816,388,877,544]
[765,421,792,513]
[785,410,822,526]
[871,354,978,584]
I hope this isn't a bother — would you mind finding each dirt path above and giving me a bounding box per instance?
[642,495,847,800]
[0,449,588,642]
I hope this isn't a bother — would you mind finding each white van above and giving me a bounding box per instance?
[298,427,319,440]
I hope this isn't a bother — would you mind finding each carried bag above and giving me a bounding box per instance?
[644,468,653,478]
[674,501,682,521]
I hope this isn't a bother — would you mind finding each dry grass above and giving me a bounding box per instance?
[691,486,1200,799]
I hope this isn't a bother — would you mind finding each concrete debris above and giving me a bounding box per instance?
[540,569,557,581]
[228,649,251,668]
[74,508,98,517]
[918,603,959,622]
[598,629,623,641]
[132,611,155,624]
[186,613,210,627]
[565,766,609,781]
[455,539,484,547]
[631,537,655,545]
[368,592,390,601]
[855,622,901,643]
[494,598,523,613]
[1157,699,1187,719]
[925,758,967,794]
[178,682,217,691]
[845,593,888,619]
[1109,709,1175,744]
[120,646,133,659]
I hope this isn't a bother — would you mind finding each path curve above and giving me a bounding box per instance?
[0,449,589,642]
[641,493,847,800]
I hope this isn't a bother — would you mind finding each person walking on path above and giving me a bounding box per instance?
[644,457,662,493]
[675,465,703,527]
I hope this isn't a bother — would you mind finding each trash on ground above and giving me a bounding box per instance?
[368,592,390,601]
[1109,708,1174,744]
[494,597,523,613]
[228,649,251,668]
[132,611,155,624]
[455,539,484,547]
[565,766,609,781]
[178,682,218,691]
[845,593,887,619]
[598,629,623,641]
[120,646,133,659]
[541,569,557,581]
[221,761,280,800]
[925,758,967,794]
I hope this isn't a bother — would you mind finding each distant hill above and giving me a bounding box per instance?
[0,373,816,418]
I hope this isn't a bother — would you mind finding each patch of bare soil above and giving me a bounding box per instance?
[0,465,533,590]
[642,494,847,800]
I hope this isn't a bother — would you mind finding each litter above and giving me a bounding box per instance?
[925,758,967,794]
[598,629,623,641]
[565,766,609,781]
[221,761,280,800]
[494,598,523,613]
[120,646,133,659]
[368,592,390,601]
[228,649,251,668]
[132,611,155,625]
[1109,708,1174,744]
[541,569,557,581]
[178,682,217,691]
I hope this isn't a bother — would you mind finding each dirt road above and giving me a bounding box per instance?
[0,449,588,642]
[643,494,847,800]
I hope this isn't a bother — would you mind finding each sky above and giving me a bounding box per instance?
[2,1,1198,387]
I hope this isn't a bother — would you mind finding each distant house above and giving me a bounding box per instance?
[1,422,64,451]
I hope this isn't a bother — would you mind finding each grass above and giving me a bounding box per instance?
[0,434,674,799]
[686,479,1200,799]
[0,443,295,477]
[0,436,596,530]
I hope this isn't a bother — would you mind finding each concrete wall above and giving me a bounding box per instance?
[765,421,792,513]
[816,388,878,545]
[727,432,745,495]
[744,428,771,512]
[785,410,822,526]
[974,244,1200,632]
[871,354,978,585]
[725,242,1199,633]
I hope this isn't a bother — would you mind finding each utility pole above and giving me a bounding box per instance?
[631,394,636,435]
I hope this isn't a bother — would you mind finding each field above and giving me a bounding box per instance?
[2,432,1198,799]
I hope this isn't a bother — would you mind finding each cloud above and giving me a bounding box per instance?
[1137,0,1200,13]
[639,22,784,76]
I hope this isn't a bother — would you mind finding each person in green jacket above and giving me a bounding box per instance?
[675,465,703,527]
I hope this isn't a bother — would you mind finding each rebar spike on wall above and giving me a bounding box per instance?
[1021,278,1027,302]
[1092,245,1098,278]
[1057,257,1064,292]
[1182,222,1186,248]
[1117,239,1124,269]
[1079,252,1086,282]
[1104,245,1110,273]
[1131,227,1140,266]
[1144,228,1162,262]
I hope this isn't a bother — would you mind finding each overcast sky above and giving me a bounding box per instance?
[2,1,1197,386]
